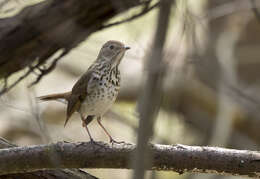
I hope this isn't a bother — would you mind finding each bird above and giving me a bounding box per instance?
[38,40,130,143]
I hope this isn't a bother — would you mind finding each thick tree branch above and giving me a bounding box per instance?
[0,138,98,179]
[0,142,260,178]
[0,0,155,94]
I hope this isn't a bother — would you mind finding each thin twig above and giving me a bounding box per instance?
[28,90,52,143]
[101,2,160,29]
[29,50,69,87]
[0,69,32,95]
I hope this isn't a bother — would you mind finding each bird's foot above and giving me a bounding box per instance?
[88,138,103,147]
[110,138,125,145]
[89,138,97,144]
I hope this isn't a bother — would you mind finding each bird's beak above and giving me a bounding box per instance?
[124,46,130,50]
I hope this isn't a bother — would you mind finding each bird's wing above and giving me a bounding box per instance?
[64,70,98,126]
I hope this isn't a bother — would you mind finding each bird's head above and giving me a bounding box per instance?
[97,40,130,68]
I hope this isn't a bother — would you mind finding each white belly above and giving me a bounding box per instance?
[80,85,118,116]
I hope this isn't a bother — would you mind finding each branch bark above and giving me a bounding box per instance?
[0,141,260,178]
[0,138,98,179]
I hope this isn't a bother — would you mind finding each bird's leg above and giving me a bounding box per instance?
[97,116,124,144]
[80,114,95,142]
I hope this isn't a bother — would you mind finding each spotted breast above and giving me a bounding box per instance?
[80,64,120,116]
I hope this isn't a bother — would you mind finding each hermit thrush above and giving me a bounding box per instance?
[38,40,130,143]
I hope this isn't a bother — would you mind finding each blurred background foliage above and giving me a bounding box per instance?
[0,0,260,178]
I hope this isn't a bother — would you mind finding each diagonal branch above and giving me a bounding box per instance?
[0,141,260,178]
[101,1,160,29]
[0,0,156,95]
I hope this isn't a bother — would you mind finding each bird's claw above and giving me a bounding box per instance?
[110,138,125,145]
[88,138,103,147]
[89,138,96,144]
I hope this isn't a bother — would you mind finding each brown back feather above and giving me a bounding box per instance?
[65,70,93,126]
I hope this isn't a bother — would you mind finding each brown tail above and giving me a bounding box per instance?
[37,92,71,101]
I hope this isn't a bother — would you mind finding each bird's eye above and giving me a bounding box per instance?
[109,45,114,50]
